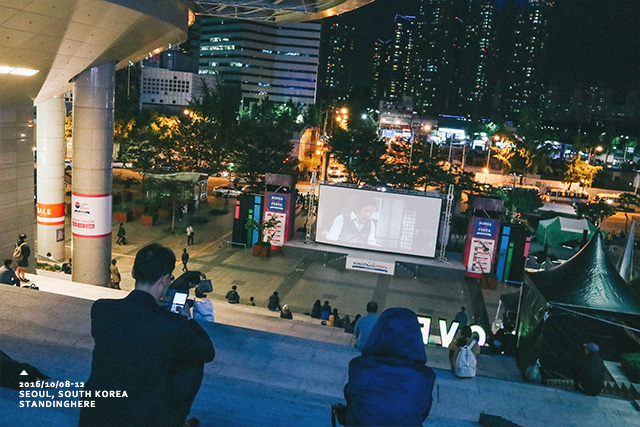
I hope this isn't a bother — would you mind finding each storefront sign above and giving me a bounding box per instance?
[36,203,65,226]
[71,193,112,238]
[474,219,495,238]
[346,257,396,275]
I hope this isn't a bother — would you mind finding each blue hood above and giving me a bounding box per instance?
[362,307,427,364]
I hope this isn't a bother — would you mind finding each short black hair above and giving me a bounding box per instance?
[3,259,11,268]
[111,259,117,265]
[132,244,175,285]
[366,301,378,313]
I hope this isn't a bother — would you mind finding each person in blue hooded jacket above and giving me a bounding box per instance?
[343,307,436,426]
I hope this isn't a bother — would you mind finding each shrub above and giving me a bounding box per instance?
[162,227,184,236]
[620,353,640,383]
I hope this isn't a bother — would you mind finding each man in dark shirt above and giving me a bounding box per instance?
[79,244,215,427]
[575,342,605,396]
[225,285,240,304]
[0,259,20,286]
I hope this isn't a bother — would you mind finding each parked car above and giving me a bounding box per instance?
[213,186,244,198]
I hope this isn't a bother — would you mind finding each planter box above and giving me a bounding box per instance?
[140,214,157,226]
[114,211,132,223]
[158,209,171,219]
[132,205,145,216]
[252,244,271,258]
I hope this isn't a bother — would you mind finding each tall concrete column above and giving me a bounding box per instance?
[0,103,36,268]
[36,97,66,261]
[71,62,115,286]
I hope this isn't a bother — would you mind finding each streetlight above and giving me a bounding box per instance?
[588,145,603,164]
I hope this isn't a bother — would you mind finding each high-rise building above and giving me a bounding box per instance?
[198,17,321,105]
[373,39,393,102]
[317,14,356,105]
[503,0,554,118]
[388,15,417,101]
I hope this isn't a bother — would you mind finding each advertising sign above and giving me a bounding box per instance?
[71,193,112,238]
[268,194,286,212]
[463,216,500,278]
[36,203,65,226]
[346,257,396,275]
[263,212,287,246]
[467,238,496,275]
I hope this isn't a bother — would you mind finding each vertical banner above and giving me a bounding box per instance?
[264,193,291,248]
[71,193,112,238]
[463,217,500,278]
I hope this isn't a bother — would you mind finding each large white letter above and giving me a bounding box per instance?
[439,319,459,348]
[470,325,487,346]
[417,316,432,345]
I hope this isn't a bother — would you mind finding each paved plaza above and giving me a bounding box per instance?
[1,194,639,426]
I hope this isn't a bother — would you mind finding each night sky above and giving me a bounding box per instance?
[344,0,640,90]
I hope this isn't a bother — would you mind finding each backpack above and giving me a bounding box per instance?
[12,243,23,260]
[455,340,477,378]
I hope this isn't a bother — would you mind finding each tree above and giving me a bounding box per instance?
[617,193,640,232]
[563,156,602,190]
[575,200,615,226]
[146,177,193,229]
[328,118,386,185]
[231,99,299,185]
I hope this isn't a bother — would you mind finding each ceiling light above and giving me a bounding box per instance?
[0,66,39,76]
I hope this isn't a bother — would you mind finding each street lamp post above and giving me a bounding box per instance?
[588,145,603,164]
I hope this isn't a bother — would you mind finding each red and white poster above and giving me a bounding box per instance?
[37,203,65,226]
[263,212,287,246]
[467,238,496,275]
[71,193,112,238]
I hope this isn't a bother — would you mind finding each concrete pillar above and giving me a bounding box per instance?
[0,104,36,268]
[36,97,66,261]
[71,62,115,286]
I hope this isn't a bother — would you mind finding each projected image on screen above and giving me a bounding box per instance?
[316,185,443,258]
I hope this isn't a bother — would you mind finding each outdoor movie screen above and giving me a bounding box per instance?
[316,185,443,258]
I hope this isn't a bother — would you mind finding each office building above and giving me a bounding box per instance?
[198,17,321,105]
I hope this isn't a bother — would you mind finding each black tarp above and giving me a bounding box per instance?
[517,232,640,379]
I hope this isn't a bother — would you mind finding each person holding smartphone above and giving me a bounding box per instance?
[79,244,215,427]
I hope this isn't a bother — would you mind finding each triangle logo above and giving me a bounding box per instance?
[20,370,29,376]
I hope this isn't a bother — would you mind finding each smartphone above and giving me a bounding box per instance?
[170,291,189,313]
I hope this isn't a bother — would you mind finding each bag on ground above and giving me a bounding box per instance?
[455,340,477,378]
[524,359,542,384]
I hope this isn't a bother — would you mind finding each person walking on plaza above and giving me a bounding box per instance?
[13,233,30,283]
[116,222,126,245]
[344,307,436,426]
[186,224,194,246]
[79,243,215,427]
[181,248,190,272]
[109,259,121,290]
[225,285,240,304]
[354,301,379,351]
[0,259,20,286]
[575,342,605,396]
[454,306,468,329]
[268,291,281,311]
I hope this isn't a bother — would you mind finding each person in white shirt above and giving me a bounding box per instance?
[325,202,378,246]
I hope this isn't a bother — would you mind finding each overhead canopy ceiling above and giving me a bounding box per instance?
[0,0,189,106]
[192,0,375,22]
